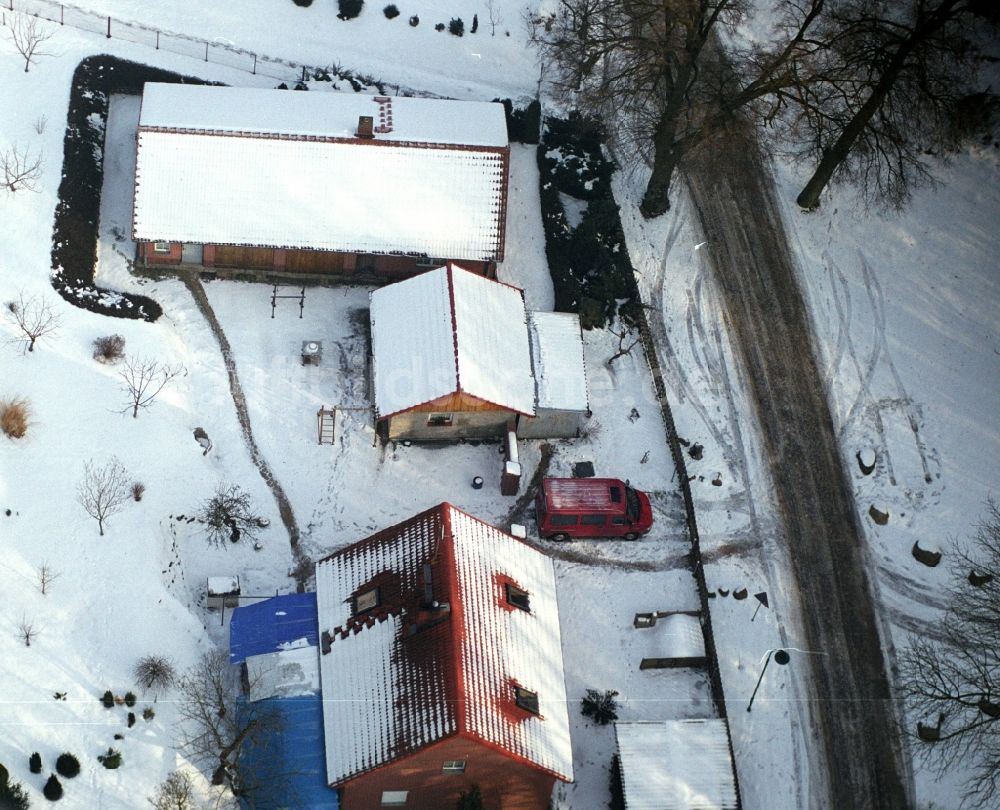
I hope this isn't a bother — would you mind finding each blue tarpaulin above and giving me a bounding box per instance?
[229,593,319,664]
[236,693,339,810]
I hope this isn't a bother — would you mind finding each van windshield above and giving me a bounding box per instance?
[625,485,641,522]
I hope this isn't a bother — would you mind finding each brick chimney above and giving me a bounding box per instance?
[356,115,374,139]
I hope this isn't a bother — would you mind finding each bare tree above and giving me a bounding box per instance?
[76,457,130,536]
[177,650,281,793]
[134,654,178,694]
[37,562,61,595]
[793,0,1000,210]
[198,484,266,548]
[5,291,59,352]
[1,144,43,193]
[4,14,55,72]
[485,0,503,36]
[119,356,184,418]
[17,616,38,647]
[898,498,1000,809]
[531,0,829,217]
[606,324,640,366]
[149,770,199,810]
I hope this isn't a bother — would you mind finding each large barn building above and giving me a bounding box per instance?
[131,83,509,280]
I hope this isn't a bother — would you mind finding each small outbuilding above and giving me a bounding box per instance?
[614,720,740,810]
[370,264,588,442]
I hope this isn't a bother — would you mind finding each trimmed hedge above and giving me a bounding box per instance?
[537,113,640,329]
[52,56,212,323]
[492,98,541,145]
[55,753,80,779]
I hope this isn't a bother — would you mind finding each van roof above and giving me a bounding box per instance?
[541,478,630,512]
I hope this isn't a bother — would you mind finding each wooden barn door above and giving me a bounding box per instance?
[214,246,275,269]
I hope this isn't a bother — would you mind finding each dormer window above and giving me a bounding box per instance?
[354,587,379,614]
[505,583,530,613]
[515,686,539,715]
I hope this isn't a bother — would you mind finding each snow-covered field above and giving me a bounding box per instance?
[3,3,997,809]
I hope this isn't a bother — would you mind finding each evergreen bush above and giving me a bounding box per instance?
[409,14,419,26]
[123,692,136,707]
[143,707,155,721]
[435,22,445,31]
[28,753,41,774]
[383,4,399,18]
[127,712,135,729]
[581,688,619,725]
[101,690,114,708]
[55,753,80,779]
[43,774,62,801]
[337,0,363,20]
[97,749,122,770]
[449,17,464,36]
[471,13,478,33]
[292,0,314,6]
[0,776,31,810]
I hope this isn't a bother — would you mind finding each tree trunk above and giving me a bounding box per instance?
[640,108,682,218]
[98,518,104,536]
[796,1,959,209]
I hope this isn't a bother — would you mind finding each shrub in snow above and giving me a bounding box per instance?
[123,691,136,707]
[143,707,155,721]
[449,17,464,36]
[43,774,62,801]
[150,771,196,810]
[0,775,31,810]
[131,482,145,502]
[198,484,266,547]
[471,13,478,33]
[55,753,80,779]
[0,762,7,785]
[435,22,445,30]
[127,712,136,729]
[97,749,122,770]
[409,14,419,26]
[291,0,313,5]
[92,334,125,363]
[337,0,363,19]
[580,688,619,725]
[29,752,42,774]
[133,655,176,692]
[0,398,30,439]
[101,690,114,708]
[383,4,399,18]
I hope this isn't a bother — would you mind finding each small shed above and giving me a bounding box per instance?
[518,311,590,439]
[207,576,240,609]
[615,720,739,809]
[635,611,708,670]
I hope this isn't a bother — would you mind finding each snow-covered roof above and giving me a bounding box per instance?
[528,311,589,411]
[133,85,508,261]
[314,504,573,786]
[246,645,321,700]
[639,613,705,661]
[615,720,739,810]
[139,83,508,146]
[207,576,239,594]
[370,265,536,417]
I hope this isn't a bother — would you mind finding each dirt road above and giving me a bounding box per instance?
[683,138,911,809]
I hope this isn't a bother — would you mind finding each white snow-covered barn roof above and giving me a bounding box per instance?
[132,84,508,261]
[528,311,589,411]
[615,720,739,810]
[314,504,573,786]
[370,264,536,417]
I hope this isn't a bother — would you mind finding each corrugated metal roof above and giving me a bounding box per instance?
[229,593,318,664]
[615,720,739,810]
[314,504,573,785]
[528,311,589,411]
[370,265,536,417]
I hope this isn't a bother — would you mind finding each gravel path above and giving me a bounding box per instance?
[684,134,912,810]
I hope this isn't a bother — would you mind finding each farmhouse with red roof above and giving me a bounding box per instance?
[131,83,509,280]
[314,503,573,809]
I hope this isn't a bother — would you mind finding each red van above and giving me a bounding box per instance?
[535,478,654,541]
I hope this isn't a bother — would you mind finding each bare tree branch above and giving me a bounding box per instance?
[76,457,130,536]
[37,562,60,595]
[5,291,59,352]
[4,13,55,72]
[119,356,184,418]
[17,616,38,647]
[1,143,43,193]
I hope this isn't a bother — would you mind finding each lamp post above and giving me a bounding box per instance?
[746,648,790,712]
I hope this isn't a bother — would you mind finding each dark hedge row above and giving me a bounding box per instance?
[51,56,213,322]
[493,98,541,144]
[537,113,640,329]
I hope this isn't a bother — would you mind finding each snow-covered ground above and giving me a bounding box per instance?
[3,4,997,809]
